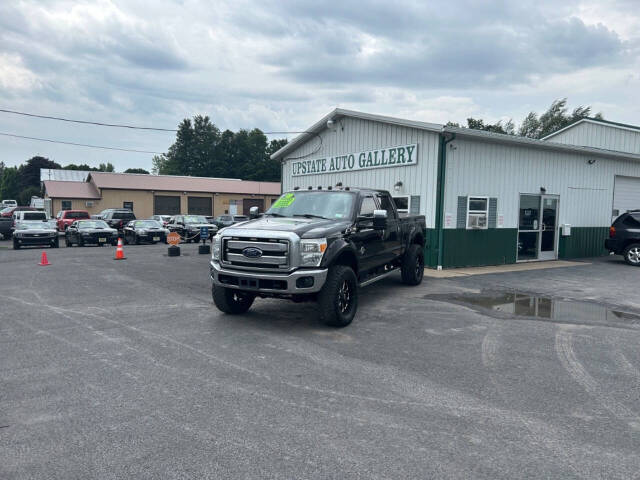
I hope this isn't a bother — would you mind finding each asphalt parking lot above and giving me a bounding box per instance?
[1,240,640,479]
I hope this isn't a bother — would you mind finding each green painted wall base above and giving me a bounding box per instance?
[423,226,608,269]
[558,227,609,259]
[425,228,517,268]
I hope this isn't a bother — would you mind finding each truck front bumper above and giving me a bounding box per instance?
[210,261,327,294]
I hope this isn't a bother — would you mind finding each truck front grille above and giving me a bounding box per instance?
[222,237,290,271]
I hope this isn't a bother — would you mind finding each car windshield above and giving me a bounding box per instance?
[17,222,52,230]
[78,220,110,229]
[220,216,232,221]
[233,216,248,221]
[1,207,13,214]
[184,215,207,224]
[266,191,355,220]
[135,220,161,228]
[67,212,89,219]
[22,212,47,220]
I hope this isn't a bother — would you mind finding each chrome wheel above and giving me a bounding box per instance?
[337,280,352,314]
[628,247,640,264]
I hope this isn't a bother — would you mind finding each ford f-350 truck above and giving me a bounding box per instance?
[210,187,426,327]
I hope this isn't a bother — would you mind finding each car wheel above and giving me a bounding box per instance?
[623,243,640,266]
[212,286,255,314]
[65,236,72,247]
[13,239,20,250]
[134,234,140,245]
[78,237,84,247]
[318,265,358,327]
[401,244,425,285]
[52,238,59,248]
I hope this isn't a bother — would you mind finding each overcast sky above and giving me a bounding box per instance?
[1,0,639,170]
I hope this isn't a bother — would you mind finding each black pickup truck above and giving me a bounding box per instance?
[210,188,426,327]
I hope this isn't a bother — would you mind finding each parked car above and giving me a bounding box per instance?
[167,215,217,242]
[605,210,640,266]
[150,215,172,227]
[1,207,38,238]
[213,214,249,229]
[1,199,17,208]
[210,188,426,327]
[12,210,49,236]
[56,210,90,231]
[12,221,59,249]
[65,220,118,247]
[102,209,136,232]
[123,220,168,245]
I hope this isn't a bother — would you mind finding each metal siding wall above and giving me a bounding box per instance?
[444,138,640,229]
[281,117,440,227]
[550,123,640,155]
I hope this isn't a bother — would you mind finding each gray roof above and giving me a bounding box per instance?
[40,168,90,182]
[270,108,441,161]
[271,108,640,164]
[541,117,640,140]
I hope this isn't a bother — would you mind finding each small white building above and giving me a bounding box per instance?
[271,109,640,269]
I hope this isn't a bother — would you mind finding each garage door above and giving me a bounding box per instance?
[154,195,180,215]
[613,176,640,218]
[188,196,212,216]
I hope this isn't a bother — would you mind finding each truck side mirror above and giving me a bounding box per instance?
[249,206,259,219]
[373,209,387,230]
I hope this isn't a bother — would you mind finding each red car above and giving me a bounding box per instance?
[56,210,90,231]
[0,206,36,218]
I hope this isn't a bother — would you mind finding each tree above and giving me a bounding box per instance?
[18,156,61,190]
[63,163,98,171]
[124,168,150,174]
[18,186,41,206]
[98,162,115,172]
[155,115,286,182]
[0,166,20,201]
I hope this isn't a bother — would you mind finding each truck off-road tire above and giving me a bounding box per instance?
[318,265,358,327]
[401,244,424,285]
[212,286,255,314]
[623,243,640,266]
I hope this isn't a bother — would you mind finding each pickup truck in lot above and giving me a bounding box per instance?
[210,188,426,327]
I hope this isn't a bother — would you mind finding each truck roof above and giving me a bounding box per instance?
[289,187,388,195]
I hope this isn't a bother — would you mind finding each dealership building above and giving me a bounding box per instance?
[271,109,640,269]
[43,171,280,219]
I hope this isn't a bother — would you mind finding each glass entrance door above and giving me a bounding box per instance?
[539,196,558,261]
[517,194,559,261]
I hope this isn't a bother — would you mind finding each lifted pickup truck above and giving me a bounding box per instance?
[210,188,426,327]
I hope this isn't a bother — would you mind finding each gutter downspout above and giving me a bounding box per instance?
[434,131,455,270]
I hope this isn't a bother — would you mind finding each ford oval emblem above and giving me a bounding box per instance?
[242,247,263,258]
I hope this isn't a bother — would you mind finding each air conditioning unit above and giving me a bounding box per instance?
[86,201,94,207]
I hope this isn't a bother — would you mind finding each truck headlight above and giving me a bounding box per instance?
[299,238,327,267]
[212,235,222,260]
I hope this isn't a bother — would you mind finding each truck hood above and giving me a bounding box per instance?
[221,215,351,238]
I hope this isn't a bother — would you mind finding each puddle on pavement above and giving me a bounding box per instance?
[428,291,640,326]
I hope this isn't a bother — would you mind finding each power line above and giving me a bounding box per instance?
[0,132,164,154]
[0,108,178,132]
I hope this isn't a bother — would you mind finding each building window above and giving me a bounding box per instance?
[61,200,72,210]
[123,201,133,211]
[392,196,409,213]
[467,196,488,229]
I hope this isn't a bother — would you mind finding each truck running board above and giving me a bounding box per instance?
[359,268,398,288]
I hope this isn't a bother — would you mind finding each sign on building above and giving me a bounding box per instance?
[291,144,418,177]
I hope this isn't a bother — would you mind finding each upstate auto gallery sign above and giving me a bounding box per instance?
[291,143,418,177]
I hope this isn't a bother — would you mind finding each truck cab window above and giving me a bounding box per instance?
[376,194,396,219]
[359,197,376,217]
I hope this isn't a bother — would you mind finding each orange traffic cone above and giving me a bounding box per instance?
[114,237,126,260]
[39,251,51,266]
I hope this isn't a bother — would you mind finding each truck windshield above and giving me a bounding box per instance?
[266,191,355,220]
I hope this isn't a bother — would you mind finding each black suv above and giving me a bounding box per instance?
[102,209,136,232]
[605,211,640,266]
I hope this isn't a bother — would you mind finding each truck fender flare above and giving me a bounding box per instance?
[321,239,360,275]
[408,226,425,247]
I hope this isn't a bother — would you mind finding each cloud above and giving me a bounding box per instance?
[0,0,638,170]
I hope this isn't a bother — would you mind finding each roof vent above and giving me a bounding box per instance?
[317,186,322,190]
[308,186,313,190]
[293,186,300,190]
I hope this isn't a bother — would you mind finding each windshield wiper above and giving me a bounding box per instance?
[293,214,330,220]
